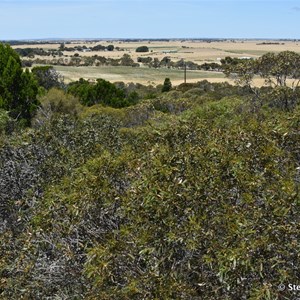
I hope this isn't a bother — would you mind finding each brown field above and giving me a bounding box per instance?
[14,39,300,85]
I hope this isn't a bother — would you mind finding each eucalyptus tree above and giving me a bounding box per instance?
[224,51,300,109]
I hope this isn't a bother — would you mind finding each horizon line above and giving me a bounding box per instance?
[1,37,300,41]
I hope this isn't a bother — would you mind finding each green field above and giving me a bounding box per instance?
[224,49,279,56]
[53,65,226,85]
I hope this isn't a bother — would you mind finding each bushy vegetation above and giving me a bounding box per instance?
[32,65,65,90]
[224,51,300,110]
[16,47,230,71]
[0,43,39,125]
[136,46,149,52]
[1,45,300,299]
[162,78,172,92]
[67,78,139,108]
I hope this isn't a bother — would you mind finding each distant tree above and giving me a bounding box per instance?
[31,65,64,90]
[160,56,172,68]
[0,43,39,124]
[59,43,65,51]
[151,58,160,68]
[120,54,135,66]
[69,56,81,67]
[223,51,300,110]
[256,51,300,88]
[220,56,242,67]
[14,47,49,58]
[162,78,172,92]
[137,57,153,64]
[21,60,33,68]
[136,46,149,53]
[175,59,185,69]
[107,45,114,51]
[67,77,142,108]
[200,62,221,71]
[67,78,133,108]
[92,44,106,51]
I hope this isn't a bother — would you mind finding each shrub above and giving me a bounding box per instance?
[162,78,172,92]
[135,46,149,52]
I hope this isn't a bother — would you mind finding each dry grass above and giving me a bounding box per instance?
[73,40,299,63]
[15,39,300,85]
[14,39,300,62]
[53,65,228,85]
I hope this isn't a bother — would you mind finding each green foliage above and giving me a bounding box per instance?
[0,111,124,298]
[161,77,172,92]
[82,104,299,299]
[67,78,138,108]
[120,54,137,67]
[107,44,114,51]
[135,46,149,53]
[1,66,300,299]
[31,65,64,90]
[223,51,300,110]
[33,88,83,126]
[220,56,249,68]
[91,44,106,51]
[0,109,9,134]
[257,51,300,87]
[0,43,39,125]
[14,47,50,57]
[137,56,153,64]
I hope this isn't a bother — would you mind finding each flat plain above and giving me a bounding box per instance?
[53,65,227,86]
[14,39,300,85]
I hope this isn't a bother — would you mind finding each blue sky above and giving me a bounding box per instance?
[0,0,299,39]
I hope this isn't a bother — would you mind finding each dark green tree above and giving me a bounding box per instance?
[107,44,114,51]
[92,44,106,51]
[67,78,137,108]
[0,43,39,124]
[135,46,149,52]
[162,78,172,92]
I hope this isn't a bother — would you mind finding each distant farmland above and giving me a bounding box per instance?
[14,39,300,85]
[53,65,227,85]
[14,39,300,63]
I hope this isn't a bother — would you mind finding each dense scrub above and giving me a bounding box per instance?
[1,46,300,299]
[1,80,300,299]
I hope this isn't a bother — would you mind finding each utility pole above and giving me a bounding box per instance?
[184,63,187,83]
